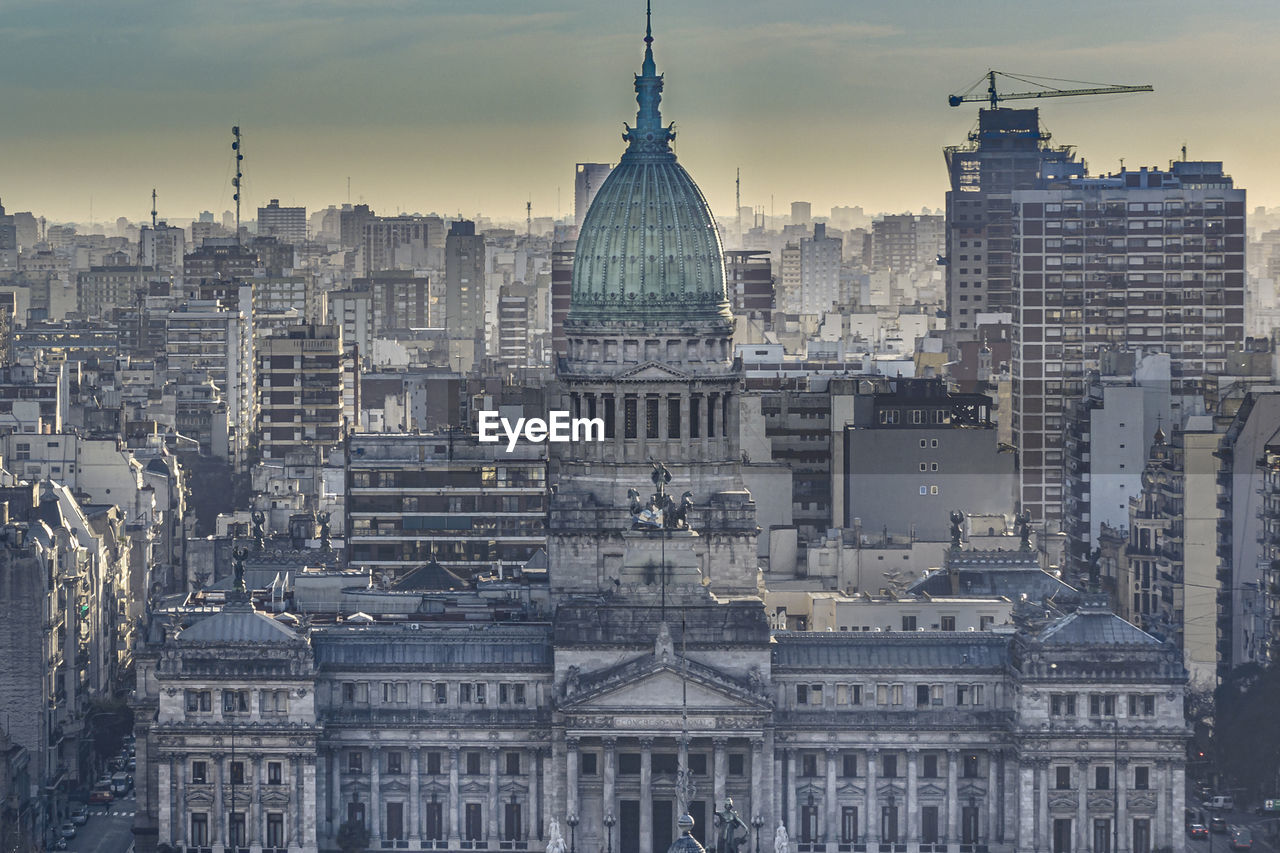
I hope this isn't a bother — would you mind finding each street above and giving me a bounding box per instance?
[1186,810,1280,853]
[64,792,135,853]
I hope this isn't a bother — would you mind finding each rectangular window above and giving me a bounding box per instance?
[940,615,956,631]
[801,754,818,777]
[922,754,938,778]
[427,752,442,775]
[668,398,681,439]
[1128,694,1155,717]
[619,753,641,774]
[728,754,745,776]
[348,752,363,773]
[841,807,859,844]
[921,806,940,844]
[466,752,481,775]
[1090,694,1116,717]
[902,615,917,631]
[425,800,445,840]
[646,397,660,438]
[1056,766,1071,789]
[581,753,598,775]
[230,761,245,785]
[882,754,898,778]
[604,396,616,439]
[1134,766,1149,790]
[962,753,979,778]
[624,397,638,438]
[185,690,212,712]
[222,690,248,713]
[191,760,207,784]
[505,752,521,776]
[266,812,285,848]
[191,813,209,847]
[1050,694,1077,716]
[1095,766,1111,790]
[504,802,522,841]
[465,803,483,841]
[387,751,403,774]
[386,802,405,841]
[267,761,282,785]
[842,753,858,777]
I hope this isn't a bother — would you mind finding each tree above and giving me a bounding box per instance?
[336,821,370,853]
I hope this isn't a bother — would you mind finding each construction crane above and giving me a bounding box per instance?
[948,70,1152,109]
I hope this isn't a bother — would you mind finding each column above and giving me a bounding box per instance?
[331,748,342,838]
[713,739,728,816]
[409,748,421,843]
[303,754,319,848]
[603,739,617,827]
[1037,761,1050,853]
[294,758,304,848]
[640,739,654,853]
[824,748,838,843]
[750,740,765,830]
[250,754,262,846]
[158,759,172,846]
[449,746,461,842]
[370,748,382,842]
[174,756,185,847]
[946,749,959,843]
[986,751,999,844]
[212,754,224,846]
[1017,762,1034,853]
[1076,759,1090,853]
[488,747,501,840]
[1170,761,1186,853]
[531,748,544,841]
[566,738,580,821]
[786,749,798,833]
[1116,757,1128,853]
[906,749,919,844]
[865,749,878,844]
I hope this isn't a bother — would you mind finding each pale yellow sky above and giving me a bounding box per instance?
[2,0,1278,226]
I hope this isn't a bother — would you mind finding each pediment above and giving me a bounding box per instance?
[262,790,291,806]
[615,362,690,382]
[562,658,769,713]
[917,782,947,798]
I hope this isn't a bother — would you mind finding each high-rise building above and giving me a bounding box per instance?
[497,282,533,367]
[0,200,16,271]
[574,163,613,233]
[256,324,345,460]
[723,249,774,330]
[139,221,186,279]
[1011,161,1246,524]
[550,245,574,358]
[257,198,307,245]
[944,109,1082,332]
[339,203,375,250]
[799,223,842,314]
[444,220,485,339]
[363,215,432,276]
[778,242,802,314]
[354,270,431,333]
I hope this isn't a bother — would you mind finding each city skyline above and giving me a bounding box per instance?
[3,0,1279,224]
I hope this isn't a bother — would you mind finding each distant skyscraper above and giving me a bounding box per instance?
[574,163,613,234]
[1012,160,1246,524]
[256,324,345,460]
[799,223,842,314]
[944,108,1082,332]
[362,215,431,276]
[0,201,16,271]
[257,199,306,245]
[139,221,185,279]
[444,220,485,340]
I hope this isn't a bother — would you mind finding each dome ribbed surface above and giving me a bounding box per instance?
[570,159,729,325]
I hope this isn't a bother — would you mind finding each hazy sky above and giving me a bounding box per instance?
[2,0,1278,227]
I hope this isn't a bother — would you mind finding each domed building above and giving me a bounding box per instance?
[551,3,757,598]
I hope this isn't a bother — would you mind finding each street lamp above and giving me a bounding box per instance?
[604,811,616,853]
[567,814,579,853]
[752,813,765,853]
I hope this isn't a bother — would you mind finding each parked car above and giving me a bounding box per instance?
[89,787,113,804]
[1211,816,1229,833]
[1230,827,1254,850]
[1205,795,1236,811]
[70,805,88,826]
[127,756,136,771]
[1189,824,1209,839]
[59,822,76,839]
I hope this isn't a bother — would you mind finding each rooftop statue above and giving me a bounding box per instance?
[629,462,694,531]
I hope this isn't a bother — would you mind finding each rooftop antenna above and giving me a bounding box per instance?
[150,188,157,229]
[526,199,532,241]
[231,125,244,244]
[1181,143,1188,162]
[347,176,351,204]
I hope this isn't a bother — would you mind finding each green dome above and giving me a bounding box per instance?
[568,6,730,328]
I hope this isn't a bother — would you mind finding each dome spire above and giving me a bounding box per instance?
[623,0,676,159]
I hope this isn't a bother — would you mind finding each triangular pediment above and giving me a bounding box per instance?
[615,362,690,381]
[562,655,770,713]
